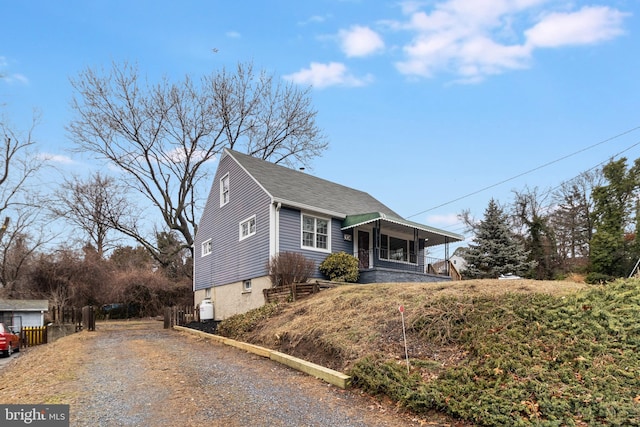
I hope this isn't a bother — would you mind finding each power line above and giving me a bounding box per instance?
[425,137,640,239]
[406,125,640,219]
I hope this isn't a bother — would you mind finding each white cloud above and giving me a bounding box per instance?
[339,25,385,57]
[7,73,29,84]
[393,0,628,82]
[283,62,373,89]
[299,15,329,26]
[225,31,241,38]
[526,6,628,48]
[162,148,216,164]
[425,213,460,227]
[38,153,74,165]
[0,56,29,85]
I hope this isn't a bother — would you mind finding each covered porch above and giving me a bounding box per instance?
[341,212,464,284]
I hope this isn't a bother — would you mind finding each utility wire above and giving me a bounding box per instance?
[425,137,640,237]
[406,125,640,219]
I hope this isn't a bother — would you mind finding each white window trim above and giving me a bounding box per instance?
[379,233,417,265]
[220,173,230,207]
[239,215,257,241]
[243,279,252,293]
[201,239,212,257]
[301,213,331,253]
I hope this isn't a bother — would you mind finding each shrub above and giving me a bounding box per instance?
[585,272,615,284]
[319,252,359,282]
[267,252,315,288]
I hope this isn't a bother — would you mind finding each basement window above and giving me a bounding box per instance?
[243,279,252,293]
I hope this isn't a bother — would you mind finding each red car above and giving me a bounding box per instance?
[0,323,20,357]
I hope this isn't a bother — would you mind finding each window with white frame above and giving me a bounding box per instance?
[243,279,252,293]
[220,173,229,206]
[201,239,212,256]
[239,215,256,240]
[302,214,329,251]
[379,234,416,263]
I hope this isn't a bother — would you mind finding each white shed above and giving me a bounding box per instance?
[0,299,48,331]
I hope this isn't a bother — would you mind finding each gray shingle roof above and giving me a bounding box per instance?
[0,299,48,312]
[226,149,400,217]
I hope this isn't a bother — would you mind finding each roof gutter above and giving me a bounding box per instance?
[272,197,347,219]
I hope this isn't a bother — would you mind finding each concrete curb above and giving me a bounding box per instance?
[173,325,351,389]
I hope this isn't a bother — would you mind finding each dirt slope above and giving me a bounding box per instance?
[227,279,586,372]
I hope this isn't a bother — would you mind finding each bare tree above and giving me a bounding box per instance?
[0,113,48,294]
[0,207,51,296]
[512,186,558,279]
[550,170,601,263]
[0,114,42,222]
[50,172,129,258]
[68,61,328,259]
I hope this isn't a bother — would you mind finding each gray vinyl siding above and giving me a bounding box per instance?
[193,154,271,290]
[278,206,353,278]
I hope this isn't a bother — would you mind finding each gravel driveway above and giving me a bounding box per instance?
[69,321,430,427]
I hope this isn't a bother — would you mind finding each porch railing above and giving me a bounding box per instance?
[358,249,456,278]
[378,248,417,263]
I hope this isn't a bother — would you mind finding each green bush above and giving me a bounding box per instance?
[350,280,640,426]
[319,252,359,282]
[585,272,615,284]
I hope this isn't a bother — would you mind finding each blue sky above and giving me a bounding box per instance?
[2,0,639,255]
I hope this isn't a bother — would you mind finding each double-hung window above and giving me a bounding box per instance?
[201,239,212,256]
[220,173,229,206]
[239,216,256,240]
[302,214,329,251]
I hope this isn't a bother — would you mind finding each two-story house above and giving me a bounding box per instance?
[193,149,464,319]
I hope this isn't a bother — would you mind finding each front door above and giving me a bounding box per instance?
[358,231,370,269]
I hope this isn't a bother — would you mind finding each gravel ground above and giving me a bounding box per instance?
[69,321,437,427]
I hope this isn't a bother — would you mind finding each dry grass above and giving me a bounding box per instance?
[0,330,96,404]
[0,320,162,405]
[235,279,586,371]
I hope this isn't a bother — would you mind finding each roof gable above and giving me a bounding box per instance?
[225,149,399,217]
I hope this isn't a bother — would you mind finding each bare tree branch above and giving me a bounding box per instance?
[67,61,328,257]
[50,172,130,258]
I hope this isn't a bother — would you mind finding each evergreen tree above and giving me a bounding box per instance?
[590,158,640,277]
[464,199,535,279]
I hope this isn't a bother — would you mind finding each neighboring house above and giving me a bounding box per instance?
[429,254,467,280]
[193,149,464,320]
[0,299,48,331]
[450,254,468,273]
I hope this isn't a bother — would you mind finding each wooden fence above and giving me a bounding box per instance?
[263,282,323,303]
[20,326,47,347]
[164,305,199,329]
[49,306,82,325]
[48,305,95,331]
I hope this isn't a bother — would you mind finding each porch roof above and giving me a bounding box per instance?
[341,212,464,247]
